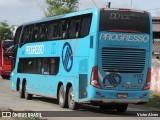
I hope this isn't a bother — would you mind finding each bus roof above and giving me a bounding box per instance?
[22,8,99,26]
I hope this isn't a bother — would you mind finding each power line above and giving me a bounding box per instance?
[91,0,98,7]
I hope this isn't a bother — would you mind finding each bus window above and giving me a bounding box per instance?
[22,26,32,43]
[14,26,22,44]
[68,18,81,38]
[75,19,81,38]
[47,23,54,40]
[49,58,60,75]
[41,58,50,75]
[32,25,39,42]
[53,22,61,39]
[39,24,48,41]
[61,20,68,39]
[100,10,150,34]
[80,14,92,37]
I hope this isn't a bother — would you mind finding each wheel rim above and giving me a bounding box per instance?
[59,90,64,104]
[69,91,74,105]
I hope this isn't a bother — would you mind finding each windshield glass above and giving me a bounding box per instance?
[3,41,14,49]
[100,10,150,34]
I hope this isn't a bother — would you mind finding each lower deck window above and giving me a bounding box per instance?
[18,57,60,75]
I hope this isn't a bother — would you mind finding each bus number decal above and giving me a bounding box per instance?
[103,73,122,87]
[62,42,73,72]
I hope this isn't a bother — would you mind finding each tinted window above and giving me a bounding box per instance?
[3,41,14,49]
[100,10,150,34]
[18,57,60,75]
[21,13,92,43]
[14,26,22,44]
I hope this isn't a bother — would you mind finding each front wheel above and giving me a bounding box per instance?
[68,86,79,110]
[115,104,128,112]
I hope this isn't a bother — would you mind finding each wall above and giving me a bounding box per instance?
[151,59,160,92]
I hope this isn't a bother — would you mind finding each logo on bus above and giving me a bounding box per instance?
[26,45,44,55]
[99,32,149,42]
[62,42,73,72]
[103,73,122,87]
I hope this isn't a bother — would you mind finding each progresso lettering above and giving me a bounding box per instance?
[26,45,44,55]
[100,33,149,42]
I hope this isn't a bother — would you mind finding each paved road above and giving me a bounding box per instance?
[0,77,159,120]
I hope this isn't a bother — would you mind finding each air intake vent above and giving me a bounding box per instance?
[102,48,146,73]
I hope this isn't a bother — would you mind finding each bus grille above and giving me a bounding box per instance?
[102,48,146,73]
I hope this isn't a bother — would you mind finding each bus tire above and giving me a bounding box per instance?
[1,75,6,79]
[6,76,10,80]
[19,84,25,98]
[24,82,32,100]
[115,104,128,112]
[58,85,67,108]
[68,86,79,110]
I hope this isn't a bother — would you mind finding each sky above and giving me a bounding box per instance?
[0,0,160,26]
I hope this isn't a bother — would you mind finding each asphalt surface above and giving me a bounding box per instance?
[0,77,159,120]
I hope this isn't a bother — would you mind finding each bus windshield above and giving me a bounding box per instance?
[100,10,150,34]
[3,41,14,49]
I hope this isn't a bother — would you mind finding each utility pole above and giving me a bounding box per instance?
[108,2,111,8]
[106,1,111,8]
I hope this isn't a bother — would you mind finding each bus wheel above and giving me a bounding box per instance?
[1,75,6,79]
[19,84,24,98]
[24,82,32,100]
[115,104,128,112]
[58,85,67,108]
[68,86,79,110]
[6,77,10,80]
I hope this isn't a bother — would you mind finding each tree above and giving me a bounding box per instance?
[0,21,13,40]
[44,0,78,17]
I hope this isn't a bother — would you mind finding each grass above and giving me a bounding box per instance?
[145,91,160,108]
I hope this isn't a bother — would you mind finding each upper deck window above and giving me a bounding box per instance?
[100,10,150,34]
[21,13,92,44]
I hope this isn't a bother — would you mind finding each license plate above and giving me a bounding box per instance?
[117,93,128,98]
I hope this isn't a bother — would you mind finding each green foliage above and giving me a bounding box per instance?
[45,0,78,17]
[145,91,160,108]
[0,21,13,41]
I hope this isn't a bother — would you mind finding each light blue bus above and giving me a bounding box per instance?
[10,8,152,112]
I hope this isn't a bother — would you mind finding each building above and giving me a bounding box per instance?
[152,17,160,56]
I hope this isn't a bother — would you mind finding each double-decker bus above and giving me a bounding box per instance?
[0,40,13,79]
[10,8,152,112]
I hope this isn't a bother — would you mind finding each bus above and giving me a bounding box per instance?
[0,40,13,79]
[10,8,152,112]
